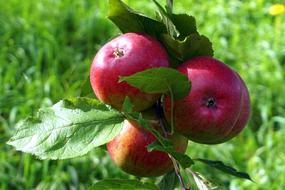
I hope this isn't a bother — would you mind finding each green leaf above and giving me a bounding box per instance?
[195,159,253,181]
[147,141,194,168]
[108,0,214,67]
[108,0,166,37]
[153,0,198,40]
[136,113,173,148]
[120,67,191,100]
[171,152,194,169]
[171,14,197,40]
[157,171,178,190]
[89,179,159,190]
[147,138,173,151]
[7,97,124,160]
[122,96,133,113]
[152,0,179,38]
[122,103,173,149]
[161,33,214,62]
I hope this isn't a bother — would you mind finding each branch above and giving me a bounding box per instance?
[166,0,173,13]
[155,100,190,190]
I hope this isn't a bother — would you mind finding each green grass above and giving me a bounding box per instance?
[0,0,285,189]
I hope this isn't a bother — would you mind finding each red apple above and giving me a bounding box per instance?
[107,116,188,177]
[221,74,251,142]
[90,32,169,111]
[164,56,250,144]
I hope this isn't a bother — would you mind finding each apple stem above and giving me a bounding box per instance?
[155,100,190,190]
[166,0,173,14]
[155,98,170,134]
[170,156,191,190]
[169,89,175,134]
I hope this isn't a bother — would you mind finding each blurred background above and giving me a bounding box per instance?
[0,0,285,189]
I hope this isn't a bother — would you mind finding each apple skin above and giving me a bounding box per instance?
[221,74,251,142]
[90,32,169,111]
[107,119,188,177]
[164,56,250,144]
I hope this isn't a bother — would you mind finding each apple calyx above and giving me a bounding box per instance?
[113,48,124,58]
[205,97,217,108]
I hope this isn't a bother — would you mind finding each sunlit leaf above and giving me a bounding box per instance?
[8,98,124,159]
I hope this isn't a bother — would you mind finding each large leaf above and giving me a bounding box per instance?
[7,98,124,159]
[89,179,159,190]
[147,141,194,169]
[108,0,166,37]
[120,67,191,100]
[157,171,178,190]
[161,33,214,62]
[196,159,253,181]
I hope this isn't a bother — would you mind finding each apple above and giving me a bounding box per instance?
[90,32,169,111]
[164,56,250,144]
[107,110,188,177]
[221,74,250,142]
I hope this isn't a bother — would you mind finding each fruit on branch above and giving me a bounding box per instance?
[222,74,250,142]
[107,110,188,177]
[90,32,169,111]
[107,120,188,177]
[164,56,250,144]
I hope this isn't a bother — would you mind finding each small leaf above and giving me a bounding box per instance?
[171,14,197,40]
[196,159,253,181]
[147,141,194,168]
[108,0,166,37]
[152,0,179,38]
[122,101,173,149]
[157,171,178,190]
[161,33,214,62]
[89,179,159,190]
[136,113,173,148]
[120,67,191,100]
[147,140,173,152]
[153,0,198,40]
[171,152,194,169]
[122,96,133,113]
[7,98,124,160]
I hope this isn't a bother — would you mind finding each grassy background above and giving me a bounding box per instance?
[0,0,285,189]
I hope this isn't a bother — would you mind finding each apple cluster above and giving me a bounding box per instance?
[89,32,250,177]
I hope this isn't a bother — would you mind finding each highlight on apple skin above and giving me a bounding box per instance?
[90,32,169,112]
[107,119,188,177]
[164,56,251,144]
